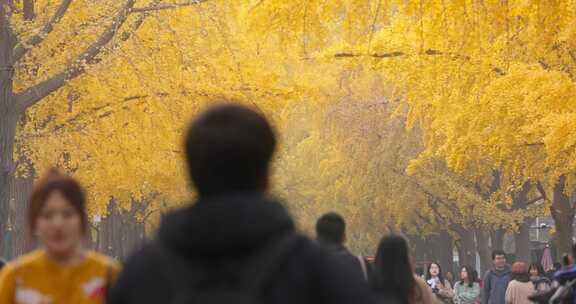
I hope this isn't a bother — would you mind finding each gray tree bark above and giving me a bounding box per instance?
[513,182,532,262]
[475,228,491,274]
[0,1,18,257]
[551,176,574,257]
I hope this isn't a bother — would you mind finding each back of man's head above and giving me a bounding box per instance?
[316,212,346,245]
[185,103,276,197]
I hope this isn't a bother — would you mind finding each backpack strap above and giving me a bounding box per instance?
[356,255,368,281]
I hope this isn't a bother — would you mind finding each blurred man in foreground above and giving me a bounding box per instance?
[109,104,376,304]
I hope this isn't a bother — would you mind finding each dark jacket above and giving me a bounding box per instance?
[318,241,372,282]
[481,266,512,304]
[531,276,552,292]
[108,192,377,304]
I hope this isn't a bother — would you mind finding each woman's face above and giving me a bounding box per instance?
[530,267,539,277]
[461,268,468,280]
[35,191,83,257]
[430,264,440,277]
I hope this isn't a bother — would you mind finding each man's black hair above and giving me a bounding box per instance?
[316,212,346,244]
[185,103,276,197]
[492,249,506,260]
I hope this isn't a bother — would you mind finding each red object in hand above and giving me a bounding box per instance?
[90,286,106,299]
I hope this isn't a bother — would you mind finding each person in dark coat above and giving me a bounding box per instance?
[316,212,372,281]
[108,104,377,304]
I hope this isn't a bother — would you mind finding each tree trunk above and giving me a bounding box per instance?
[410,235,430,265]
[512,182,532,262]
[23,0,34,20]
[0,5,17,257]
[515,221,531,262]
[10,176,35,257]
[476,228,491,274]
[551,175,574,257]
[99,199,117,256]
[491,228,505,251]
[458,228,476,268]
[438,230,455,273]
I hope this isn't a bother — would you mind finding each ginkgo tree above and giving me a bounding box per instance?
[0,0,211,254]
[5,0,330,257]
[250,0,570,258]
[272,66,535,265]
[339,0,576,255]
[5,0,575,262]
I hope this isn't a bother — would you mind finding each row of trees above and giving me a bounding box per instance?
[249,0,576,269]
[1,1,575,271]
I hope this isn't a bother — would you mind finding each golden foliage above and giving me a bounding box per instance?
[13,0,575,251]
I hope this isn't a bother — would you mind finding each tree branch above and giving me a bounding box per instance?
[367,0,382,51]
[490,170,501,193]
[334,49,509,77]
[536,182,548,201]
[569,50,576,65]
[142,209,159,222]
[247,0,265,13]
[538,59,551,70]
[14,0,137,114]
[5,0,16,11]
[89,222,100,232]
[13,0,210,113]
[19,94,150,140]
[416,210,434,226]
[13,0,73,63]
[0,0,17,77]
[427,197,456,226]
[131,0,207,13]
[431,195,462,217]
[525,196,544,206]
[23,0,34,21]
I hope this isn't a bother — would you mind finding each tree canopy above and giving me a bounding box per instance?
[3,0,575,257]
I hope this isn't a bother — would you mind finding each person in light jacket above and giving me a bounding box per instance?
[505,262,534,304]
[426,262,454,304]
[454,266,481,304]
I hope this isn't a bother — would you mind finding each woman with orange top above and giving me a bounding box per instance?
[0,169,120,304]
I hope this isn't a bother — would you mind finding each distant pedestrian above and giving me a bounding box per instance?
[528,263,551,292]
[426,262,454,304]
[454,266,481,304]
[108,104,378,304]
[316,212,372,281]
[505,262,534,304]
[481,250,511,304]
[0,169,120,304]
[371,235,435,304]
